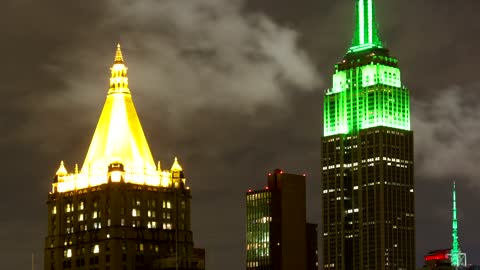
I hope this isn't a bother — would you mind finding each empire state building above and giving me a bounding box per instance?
[321,1,415,269]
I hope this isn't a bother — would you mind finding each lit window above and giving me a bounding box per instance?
[79,201,84,210]
[93,211,98,219]
[79,214,84,221]
[152,221,157,228]
[121,219,125,226]
[148,210,151,217]
[65,249,72,258]
[93,245,100,254]
[107,219,111,227]
[111,171,122,182]
[167,201,171,209]
[52,206,57,215]
[132,209,137,217]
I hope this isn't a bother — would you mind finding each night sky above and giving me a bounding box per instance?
[2,0,480,269]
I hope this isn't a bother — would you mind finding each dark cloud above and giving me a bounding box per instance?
[1,0,480,269]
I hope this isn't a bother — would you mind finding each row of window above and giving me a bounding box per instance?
[55,200,176,215]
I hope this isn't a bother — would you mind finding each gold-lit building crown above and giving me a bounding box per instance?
[53,45,186,193]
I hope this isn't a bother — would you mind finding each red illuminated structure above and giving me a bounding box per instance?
[425,250,450,262]
[421,249,452,270]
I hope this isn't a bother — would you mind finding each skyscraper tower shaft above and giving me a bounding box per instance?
[321,1,414,269]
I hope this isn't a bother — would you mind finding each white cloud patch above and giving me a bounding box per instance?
[413,85,480,187]
[61,0,320,115]
[14,0,321,155]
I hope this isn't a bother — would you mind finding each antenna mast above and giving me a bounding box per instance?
[450,182,467,268]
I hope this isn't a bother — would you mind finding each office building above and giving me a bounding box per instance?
[44,45,205,270]
[246,169,318,270]
[321,0,414,269]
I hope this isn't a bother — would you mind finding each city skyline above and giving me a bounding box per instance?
[1,0,480,269]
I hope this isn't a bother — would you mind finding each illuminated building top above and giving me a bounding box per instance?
[348,0,383,53]
[450,182,467,268]
[324,0,411,136]
[53,45,186,193]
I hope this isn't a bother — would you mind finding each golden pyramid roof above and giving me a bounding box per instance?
[52,45,188,193]
[81,44,156,175]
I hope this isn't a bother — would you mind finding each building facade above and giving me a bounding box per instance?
[321,1,415,270]
[246,169,318,270]
[44,45,205,270]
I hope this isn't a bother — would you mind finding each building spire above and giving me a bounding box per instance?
[109,44,130,94]
[348,0,383,53]
[450,181,467,268]
[115,43,124,63]
[451,181,461,267]
[81,44,155,177]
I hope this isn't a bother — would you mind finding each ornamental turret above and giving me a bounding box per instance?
[171,157,186,188]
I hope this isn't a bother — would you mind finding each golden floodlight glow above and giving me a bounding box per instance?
[53,45,185,193]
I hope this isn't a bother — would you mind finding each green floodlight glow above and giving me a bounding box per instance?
[324,0,411,136]
[349,0,383,53]
[451,182,460,267]
[324,62,410,136]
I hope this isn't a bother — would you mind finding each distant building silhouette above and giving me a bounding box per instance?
[246,169,318,270]
[44,45,204,270]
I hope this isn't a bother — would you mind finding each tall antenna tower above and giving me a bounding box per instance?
[450,182,467,269]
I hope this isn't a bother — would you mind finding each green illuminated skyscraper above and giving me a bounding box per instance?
[321,1,415,269]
